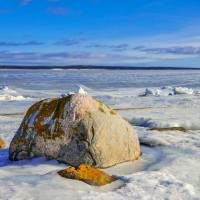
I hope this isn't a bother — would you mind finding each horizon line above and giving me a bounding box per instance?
[0,65,200,70]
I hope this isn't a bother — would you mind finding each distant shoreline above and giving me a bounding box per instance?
[0,65,200,70]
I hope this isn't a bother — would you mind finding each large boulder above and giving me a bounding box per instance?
[9,93,140,168]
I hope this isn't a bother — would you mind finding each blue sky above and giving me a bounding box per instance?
[0,0,200,67]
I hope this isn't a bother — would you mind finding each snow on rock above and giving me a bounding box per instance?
[78,87,87,95]
[60,87,87,98]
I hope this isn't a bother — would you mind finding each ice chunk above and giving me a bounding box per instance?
[143,88,174,96]
[0,85,27,101]
[174,87,194,95]
[142,86,194,97]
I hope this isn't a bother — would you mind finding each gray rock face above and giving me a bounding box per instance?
[9,94,141,168]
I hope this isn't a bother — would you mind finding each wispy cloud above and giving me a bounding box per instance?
[0,41,44,47]
[54,39,85,46]
[0,50,151,66]
[48,7,69,15]
[0,51,38,59]
[87,43,129,51]
[2,31,200,66]
[134,46,200,55]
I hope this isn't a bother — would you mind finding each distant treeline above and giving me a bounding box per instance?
[0,65,199,70]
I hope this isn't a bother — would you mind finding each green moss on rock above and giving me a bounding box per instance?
[148,127,186,132]
[110,110,117,115]
[98,107,105,113]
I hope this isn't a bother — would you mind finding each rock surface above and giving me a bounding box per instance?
[58,164,115,186]
[9,94,140,168]
[0,138,6,149]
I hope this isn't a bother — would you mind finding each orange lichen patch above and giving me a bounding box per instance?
[148,127,186,132]
[17,96,72,140]
[58,164,115,186]
[20,99,45,132]
[35,98,67,137]
[34,99,58,132]
[12,137,26,146]
[45,96,71,139]
[0,138,6,149]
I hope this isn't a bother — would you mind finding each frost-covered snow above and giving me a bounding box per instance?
[0,69,200,200]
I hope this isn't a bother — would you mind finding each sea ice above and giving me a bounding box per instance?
[142,86,194,97]
[0,85,27,101]
[1,70,200,200]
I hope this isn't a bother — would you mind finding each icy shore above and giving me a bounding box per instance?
[1,70,200,200]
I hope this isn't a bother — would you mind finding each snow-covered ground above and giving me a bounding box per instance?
[0,69,200,200]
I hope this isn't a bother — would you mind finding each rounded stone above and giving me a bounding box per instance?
[9,94,141,168]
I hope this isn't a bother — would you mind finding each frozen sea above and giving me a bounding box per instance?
[0,69,200,200]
